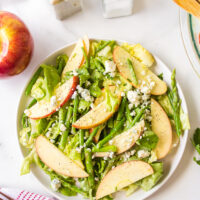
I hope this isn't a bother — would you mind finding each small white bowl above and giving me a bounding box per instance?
[16,38,189,200]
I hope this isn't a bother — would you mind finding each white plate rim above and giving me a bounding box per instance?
[179,9,200,78]
[16,38,189,200]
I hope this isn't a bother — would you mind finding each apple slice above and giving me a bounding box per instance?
[95,120,145,157]
[96,160,153,199]
[25,76,78,119]
[83,35,90,55]
[113,46,167,95]
[62,36,90,78]
[151,98,172,159]
[35,135,88,178]
[72,97,121,129]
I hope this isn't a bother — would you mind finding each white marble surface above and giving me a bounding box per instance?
[0,0,200,199]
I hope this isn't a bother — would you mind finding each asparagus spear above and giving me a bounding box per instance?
[168,69,182,136]
[52,107,67,139]
[92,145,117,153]
[25,67,42,96]
[85,126,100,147]
[116,97,127,121]
[92,118,125,151]
[128,107,146,128]
[85,148,95,189]
[125,103,133,124]
[22,98,37,128]
[59,106,73,150]
[127,58,138,85]
[71,96,79,134]
[82,47,89,68]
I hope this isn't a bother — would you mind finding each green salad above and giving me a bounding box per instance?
[20,36,190,200]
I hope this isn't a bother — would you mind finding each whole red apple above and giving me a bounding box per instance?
[0,11,33,77]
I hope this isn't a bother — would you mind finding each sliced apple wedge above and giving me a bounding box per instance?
[62,36,89,77]
[96,160,153,199]
[95,120,145,157]
[151,98,172,159]
[72,98,121,129]
[83,35,90,55]
[113,46,167,95]
[35,135,88,178]
[62,38,84,77]
[25,76,78,119]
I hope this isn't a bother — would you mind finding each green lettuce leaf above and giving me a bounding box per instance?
[78,99,91,114]
[192,128,200,165]
[56,54,68,75]
[41,64,60,99]
[30,118,48,138]
[64,134,83,168]
[157,95,173,118]
[31,77,46,100]
[59,187,77,196]
[137,131,159,151]
[20,148,36,175]
[77,65,90,86]
[138,162,163,191]
[180,108,190,130]
[105,87,119,112]
[123,183,139,196]
[19,127,34,148]
[89,82,102,97]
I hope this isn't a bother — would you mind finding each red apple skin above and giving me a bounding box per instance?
[29,76,79,120]
[0,11,33,77]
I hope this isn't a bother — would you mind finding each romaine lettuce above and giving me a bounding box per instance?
[138,162,163,191]
[41,64,60,99]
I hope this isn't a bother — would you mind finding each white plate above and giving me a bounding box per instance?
[179,9,200,78]
[16,39,189,200]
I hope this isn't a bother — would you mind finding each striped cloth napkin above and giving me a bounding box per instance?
[0,188,55,200]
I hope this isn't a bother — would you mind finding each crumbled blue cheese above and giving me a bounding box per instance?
[121,92,125,97]
[140,80,155,94]
[137,150,150,158]
[130,110,136,116]
[127,90,141,107]
[116,80,121,85]
[71,91,78,99]
[85,80,91,87]
[51,178,61,191]
[104,60,116,77]
[46,131,51,138]
[77,85,94,102]
[50,96,57,107]
[108,152,114,158]
[24,109,30,116]
[128,103,134,110]
[50,139,55,143]
[72,69,78,76]
[60,124,66,131]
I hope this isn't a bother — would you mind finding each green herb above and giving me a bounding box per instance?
[192,128,200,165]
[137,131,158,151]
